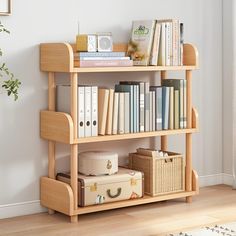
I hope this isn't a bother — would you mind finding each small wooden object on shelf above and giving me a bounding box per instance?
[40,42,199,222]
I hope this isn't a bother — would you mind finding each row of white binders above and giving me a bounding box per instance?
[56,79,187,138]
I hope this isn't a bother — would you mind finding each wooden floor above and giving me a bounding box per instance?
[1,185,236,236]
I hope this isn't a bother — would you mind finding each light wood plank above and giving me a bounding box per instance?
[183,43,199,67]
[192,169,199,194]
[40,177,74,216]
[76,191,197,215]
[75,128,198,144]
[40,111,74,144]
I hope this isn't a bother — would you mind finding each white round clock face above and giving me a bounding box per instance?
[99,37,111,50]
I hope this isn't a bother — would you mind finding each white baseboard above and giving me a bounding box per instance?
[0,173,234,220]
[0,200,46,220]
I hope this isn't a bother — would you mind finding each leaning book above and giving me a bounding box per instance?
[127,20,156,66]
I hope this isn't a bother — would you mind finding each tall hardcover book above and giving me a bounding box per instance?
[85,86,92,137]
[149,91,153,131]
[56,85,85,138]
[118,92,125,134]
[157,22,166,66]
[98,88,109,135]
[169,87,174,130]
[174,90,180,129]
[145,82,150,132]
[165,22,172,66]
[112,92,119,135]
[127,20,156,66]
[162,79,184,129]
[106,89,114,135]
[115,84,134,133]
[152,90,156,131]
[149,23,161,65]
[150,86,163,130]
[124,92,130,133]
[91,86,98,136]
[162,87,170,130]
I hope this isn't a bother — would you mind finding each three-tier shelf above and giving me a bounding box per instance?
[40,42,199,222]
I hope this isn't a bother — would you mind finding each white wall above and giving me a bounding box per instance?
[0,0,223,218]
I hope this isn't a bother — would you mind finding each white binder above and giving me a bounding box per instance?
[78,86,85,138]
[84,86,92,137]
[91,86,98,136]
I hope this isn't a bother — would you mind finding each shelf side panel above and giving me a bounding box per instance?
[192,107,199,129]
[40,177,74,215]
[40,43,74,72]
[40,111,74,144]
[183,43,199,67]
[192,170,199,194]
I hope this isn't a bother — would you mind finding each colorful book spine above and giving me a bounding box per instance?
[74,51,126,57]
[74,60,133,68]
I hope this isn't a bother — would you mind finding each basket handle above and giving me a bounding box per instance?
[165,158,173,163]
[107,188,122,198]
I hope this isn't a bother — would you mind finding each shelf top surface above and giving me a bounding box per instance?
[72,65,197,73]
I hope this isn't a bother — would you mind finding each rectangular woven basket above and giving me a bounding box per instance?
[129,151,185,196]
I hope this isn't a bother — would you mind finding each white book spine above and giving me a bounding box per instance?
[145,82,150,132]
[149,91,153,132]
[84,86,92,137]
[158,23,166,66]
[118,92,125,134]
[112,92,119,135]
[78,86,85,138]
[91,86,98,136]
[124,92,130,134]
[152,91,156,131]
[165,22,171,66]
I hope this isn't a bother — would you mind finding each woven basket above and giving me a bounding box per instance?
[129,151,185,196]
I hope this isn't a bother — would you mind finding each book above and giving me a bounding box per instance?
[84,86,92,137]
[91,86,98,136]
[145,82,150,132]
[174,90,180,129]
[152,90,156,131]
[77,56,131,61]
[183,79,187,128]
[127,20,156,66]
[162,87,170,130]
[133,85,138,133]
[74,51,126,58]
[162,79,184,129]
[118,92,125,134]
[115,84,134,133]
[157,22,166,66]
[180,23,184,66]
[106,89,114,135]
[124,92,130,133]
[169,87,174,130]
[98,88,109,135]
[165,22,172,66]
[149,91,153,131]
[150,86,163,130]
[74,60,133,67]
[149,23,161,65]
[112,92,119,135]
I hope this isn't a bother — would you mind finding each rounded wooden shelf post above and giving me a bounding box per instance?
[161,71,168,151]
[70,72,78,222]
[186,70,192,203]
[48,72,56,215]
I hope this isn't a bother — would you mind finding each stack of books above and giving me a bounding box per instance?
[127,19,184,66]
[74,51,133,68]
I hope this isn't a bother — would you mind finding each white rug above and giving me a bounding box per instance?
[169,222,236,236]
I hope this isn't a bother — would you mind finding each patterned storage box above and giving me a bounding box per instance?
[129,151,185,196]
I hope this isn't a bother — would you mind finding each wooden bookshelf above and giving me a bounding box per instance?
[40,42,199,222]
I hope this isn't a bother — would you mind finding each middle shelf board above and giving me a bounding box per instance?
[72,65,197,73]
[75,128,198,144]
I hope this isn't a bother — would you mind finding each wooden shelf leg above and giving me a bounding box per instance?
[70,215,78,223]
[161,71,168,151]
[186,70,192,203]
[48,72,56,214]
[70,72,78,221]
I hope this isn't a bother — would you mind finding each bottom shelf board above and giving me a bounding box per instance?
[75,191,197,215]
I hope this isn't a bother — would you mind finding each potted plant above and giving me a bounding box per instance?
[0,22,21,100]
